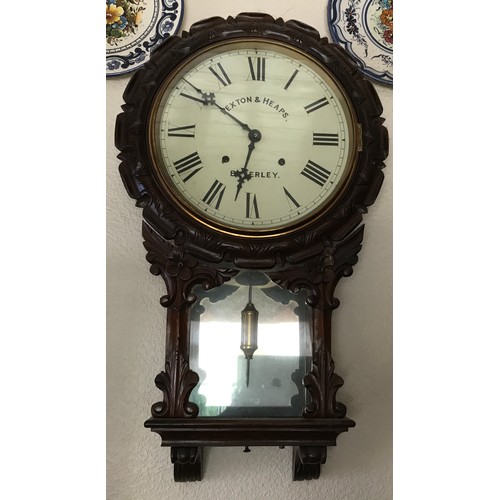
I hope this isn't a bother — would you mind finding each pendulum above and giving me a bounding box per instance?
[240,276,259,387]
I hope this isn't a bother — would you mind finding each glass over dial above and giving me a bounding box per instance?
[149,40,359,234]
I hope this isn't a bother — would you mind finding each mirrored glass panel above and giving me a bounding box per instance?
[189,271,312,417]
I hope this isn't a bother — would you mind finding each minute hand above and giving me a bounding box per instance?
[213,102,252,133]
[181,78,252,133]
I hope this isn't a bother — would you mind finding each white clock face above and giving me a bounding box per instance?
[150,40,359,235]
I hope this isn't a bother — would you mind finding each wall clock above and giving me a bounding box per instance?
[115,12,388,481]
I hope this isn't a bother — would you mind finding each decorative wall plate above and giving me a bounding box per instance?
[327,0,393,85]
[106,0,184,77]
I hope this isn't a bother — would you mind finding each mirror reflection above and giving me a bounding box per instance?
[189,271,311,417]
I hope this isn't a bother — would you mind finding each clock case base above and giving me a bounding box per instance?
[145,417,355,481]
[141,220,363,481]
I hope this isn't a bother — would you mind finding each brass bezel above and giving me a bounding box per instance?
[147,38,361,239]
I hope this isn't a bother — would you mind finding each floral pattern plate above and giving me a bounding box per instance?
[106,0,183,77]
[327,0,393,85]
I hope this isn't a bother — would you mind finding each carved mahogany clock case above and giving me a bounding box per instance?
[115,13,388,481]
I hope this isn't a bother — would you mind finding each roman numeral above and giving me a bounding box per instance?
[245,193,260,219]
[173,152,203,182]
[300,160,331,187]
[209,63,232,87]
[284,69,299,90]
[283,187,300,209]
[248,57,266,81]
[304,97,329,114]
[202,179,226,209]
[167,125,195,138]
[313,133,339,146]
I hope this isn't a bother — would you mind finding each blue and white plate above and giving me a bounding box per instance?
[106,0,184,77]
[327,0,393,85]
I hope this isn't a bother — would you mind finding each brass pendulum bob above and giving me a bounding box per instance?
[240,279,259,387]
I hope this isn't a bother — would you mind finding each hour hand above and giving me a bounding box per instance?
[234,141,255,201]
[234,168,252,201]
[234,130,261,201]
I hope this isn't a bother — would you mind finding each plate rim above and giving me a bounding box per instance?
[327,0,393,86]
[106,0,184,78]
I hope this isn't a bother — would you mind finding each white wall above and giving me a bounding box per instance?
[107,1,392,498]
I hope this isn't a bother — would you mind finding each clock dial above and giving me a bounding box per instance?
[150,40,359,234]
